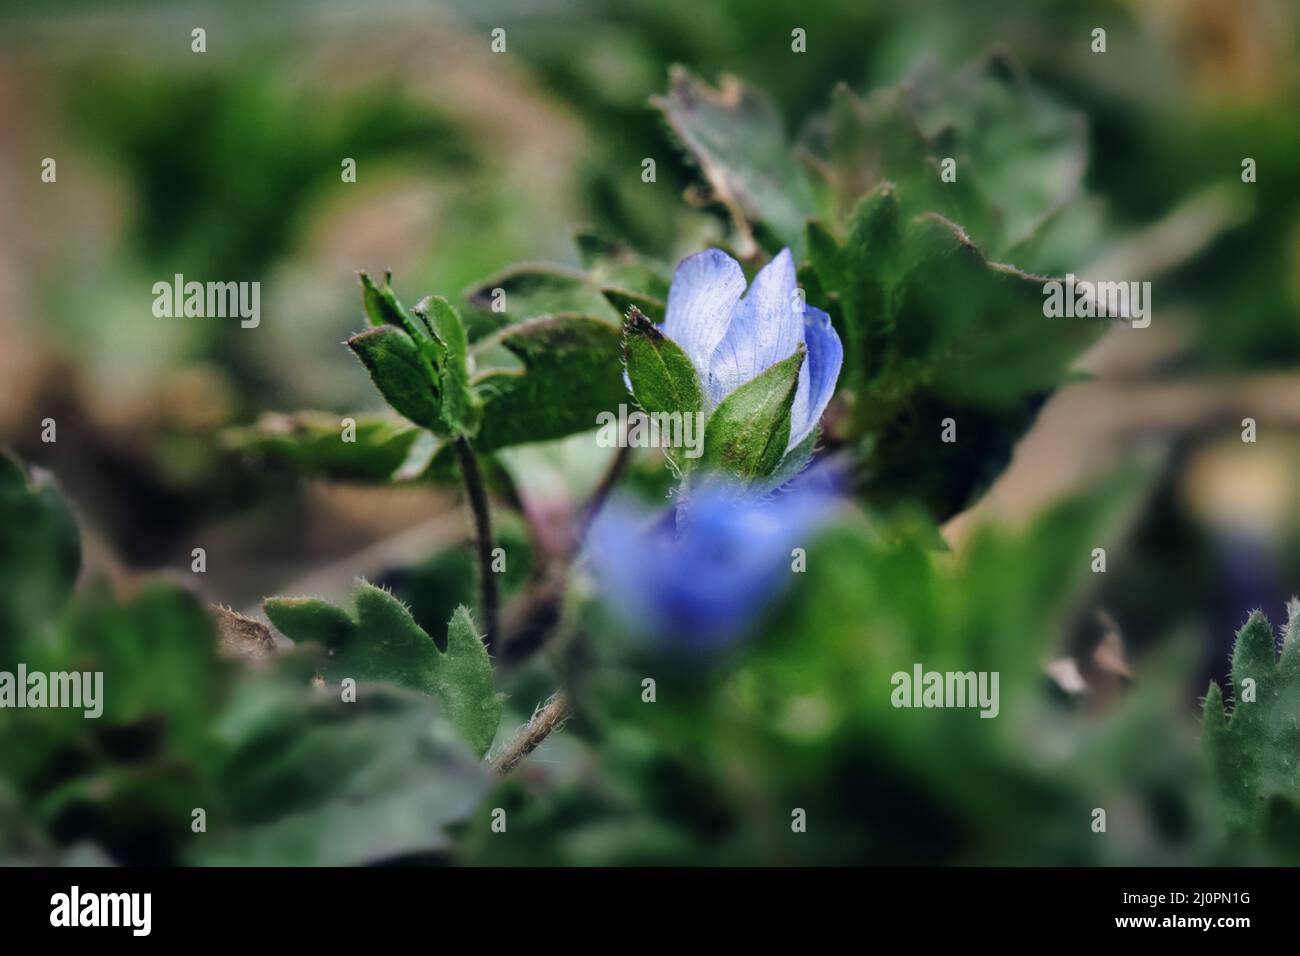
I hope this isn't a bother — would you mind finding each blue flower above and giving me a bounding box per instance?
[662,247,843,451]
[586,469,841,649]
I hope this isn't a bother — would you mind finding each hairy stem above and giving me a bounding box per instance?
[490,690,571,776]
[453,435,499,651]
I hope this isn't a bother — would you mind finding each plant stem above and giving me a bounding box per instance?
[490,690,571,776]
[453,435,499,651]
[578,441,631,541]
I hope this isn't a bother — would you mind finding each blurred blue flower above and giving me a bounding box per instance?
[586,469,841,648]
[662,247,843,451]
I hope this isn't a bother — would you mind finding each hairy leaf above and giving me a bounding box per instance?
[265,584,502,755]
[1203,607,1300,847]
[472,314,627,452]
[347,324,441,431]
[415,295,482,436]
[623,307,704,418]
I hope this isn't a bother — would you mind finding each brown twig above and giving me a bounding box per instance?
[490,690,572,776]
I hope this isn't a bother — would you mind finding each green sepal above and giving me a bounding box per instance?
[698,345,805,485]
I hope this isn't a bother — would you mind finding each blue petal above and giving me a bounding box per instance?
[661,249,746,387]
[584,470,841,648]
[585,502,667,629]
[705,248,803,407]
[787,305,843,450]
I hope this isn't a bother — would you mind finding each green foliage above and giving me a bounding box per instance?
[473,314,627,452]
[622,307,704,473]
[816,205,1095,515]
[623,307,703,418]
[465,264,619,329]
[0,453,80,643]
[1202,607,1300,853]
[348,325,443,429]
[698,346,804,486]
[462,233,671,334]
[0,452,487,865]
[348,273,482,439]
[801,54,1087,261]
[265,585,503,756]
[222,412,421,483]
[416,295,481,437]
[351,267,633,455]
[603,288,666,324]
[575,229,671,305]
[191,663,488,866]
[652,66,815,256]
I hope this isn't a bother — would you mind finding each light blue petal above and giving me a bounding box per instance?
[661,248,745,387]
[787,306,843,450]
[705,248,803,406]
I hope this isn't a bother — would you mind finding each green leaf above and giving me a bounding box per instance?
[807,203,1101,518]
[222,411,421,483]
[262,596,356,646]
[603,288,666,323]
[465,264,617,325]
[0,452,81,644]
[800,84,931,226]
[360,270,398,327]
[574,229,671,300]
[351,275,480,439]
[0,460,491,865]
[907,54,1087,257]
[359,271,430,346]
[799,54,1087,261]
[889,215,1082,407]
[623,306,704,474]
[807,182,903,386]
[264,583,502,756]
[55,583,222,749]
[391,429,446,482]
[1203,606,1300,847]
[415,295,482,436]
[472,314,627,452]
[434,607,502,759]
[464,236,669,336]
[698,345,804,484]
[191,667,489,865]
[623,307,704,418]
[652,67,815,256]
[347,324,440,431]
